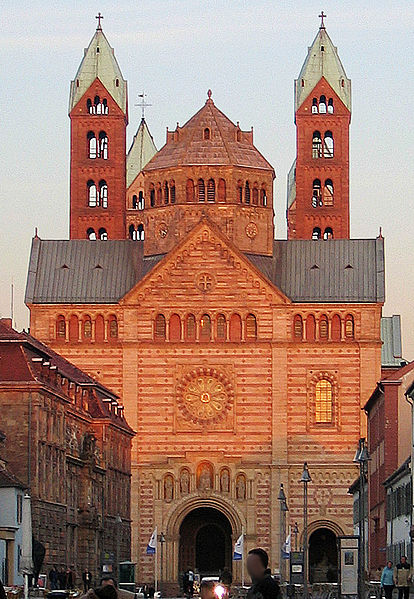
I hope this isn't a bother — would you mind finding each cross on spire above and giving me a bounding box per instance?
[135,92,152,120]
[96,12,104,30]
[319,10,327,29]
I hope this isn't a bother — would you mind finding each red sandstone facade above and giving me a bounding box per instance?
[25,19,386,592]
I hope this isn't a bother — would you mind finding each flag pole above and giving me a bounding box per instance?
[155,531,158,593]
[241,527,245,587]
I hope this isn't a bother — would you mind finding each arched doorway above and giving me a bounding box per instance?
[179,507,232,577]
[309,528,338,583]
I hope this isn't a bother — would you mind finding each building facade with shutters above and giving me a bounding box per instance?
[24,16,391,592]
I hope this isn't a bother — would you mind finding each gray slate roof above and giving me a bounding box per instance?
[381,315,404,367]
[25,237,385,305]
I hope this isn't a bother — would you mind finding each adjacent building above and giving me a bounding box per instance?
[0,319,134,583]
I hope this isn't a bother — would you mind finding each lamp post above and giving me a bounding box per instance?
[353,438,370,598]
[278,484,289,583]
[293,522,299,552]
[159,531,166,596]
[115,514,122,583]
[300,463,311,599]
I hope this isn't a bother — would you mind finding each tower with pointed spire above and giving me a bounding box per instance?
[69,17,128,240]
[287,14,351,240]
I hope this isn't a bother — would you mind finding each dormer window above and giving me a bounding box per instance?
[203,128,210,140]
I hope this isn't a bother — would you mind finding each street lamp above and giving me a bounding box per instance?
[278,484,289,584]
[353,438,370,598]
[159,531,166,596]
[115,514,122,583]
[300,462,311,599]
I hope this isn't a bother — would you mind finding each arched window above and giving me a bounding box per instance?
[312,227,321,240]
[132,195,138,209]
[319,95,327,113]
[198,179,205,202]
[98,228,108,240]
[200,314,211,341]
[87,98,94,114]
[87,227,96,240]
[312,97,318,114]
[261,186,267,206]
[204,128,210,140]
[154,314,166,340]
[83,316,92,340]
[56,315,66,339]
[245,181,251,204]
[218,178,226,202]
[186,179,195,202]
[94,95,101,114]
[319,315,329,339]
[164,181,169,204]
[137,224,144,240]
[138,191,144,209]
[306,314,316,341]
[185,314,196,341]
[293,314,303,339]
[170,181,176,204]
[246,314,257,340]
[102,99,108,114]
[331,315,341,341]
[95,315,105,342]
[252,185,259,205]
[156,184,162,205]
[99,131,108,159]
[109,315,118,338]
[69,315,79,342]
[315,379,333,423]
[88,132,97,159]
[150,185,155,207]
[324,227,334,240]
[323,179,334,206]
[88,180,97,207]
[312,179,322,207]
[229,313,242,342]
[169,314,181,341]
[345,314,355,339]
[129,224,137,240]
[324,131,334,158]
[207,179,215,202]
[328,98,334,114]
[312,131,322,158]
[216,314,226,341]
[237,181,243,203]
[99,180,108,208]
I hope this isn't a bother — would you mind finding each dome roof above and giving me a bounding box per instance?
[144,92,274,173]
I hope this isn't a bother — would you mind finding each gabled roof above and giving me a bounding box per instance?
[144,93,274,173]
[0,467,25,489]
[25,235,385,305]
[295,26,351,112]
[69,27,127,113]
[126,119,157,188]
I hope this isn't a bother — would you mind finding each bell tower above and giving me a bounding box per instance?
[287,14,351,240]
[69,15,128,240]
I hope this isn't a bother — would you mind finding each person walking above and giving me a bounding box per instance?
[246,548,280,599]
[82,569,93,593]
[49,566,59,590]
[394,556,412,599]
[381,561,394,599]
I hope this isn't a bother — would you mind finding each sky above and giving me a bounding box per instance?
[0,0,413,358]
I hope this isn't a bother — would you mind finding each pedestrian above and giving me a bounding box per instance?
[381,561,394,599]
[0,577,6,599]
[58,568,66,590]
[246,548,280,599]
[66,567,74,590]
[200,580,217,599]
[49,565,59,590]
[83,569,93,593]
[219,567,233,588]
[394,556,412,599]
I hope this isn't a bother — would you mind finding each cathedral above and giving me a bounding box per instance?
[25,15,385,591]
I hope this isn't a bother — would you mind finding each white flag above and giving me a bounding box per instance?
[233,533,244,560]
[146,527,157,555]
[282,531,291,558]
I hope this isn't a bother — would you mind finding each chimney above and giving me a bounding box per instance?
[0,318,12,328]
